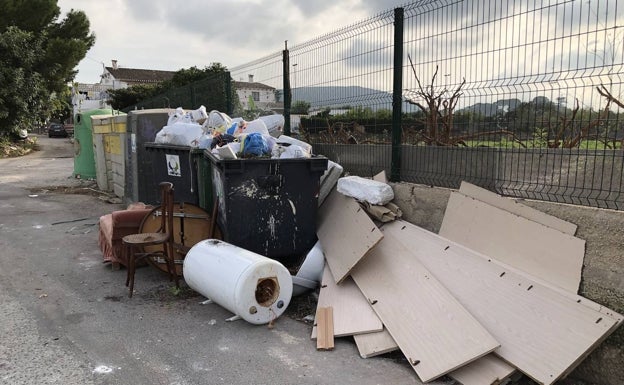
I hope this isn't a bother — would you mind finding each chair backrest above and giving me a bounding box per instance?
[158,182,175,238]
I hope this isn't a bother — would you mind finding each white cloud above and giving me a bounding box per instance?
[57,0,394,83]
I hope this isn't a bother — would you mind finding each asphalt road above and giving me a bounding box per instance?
[0,135,438,385]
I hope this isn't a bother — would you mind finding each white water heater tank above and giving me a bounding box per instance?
[183,239,293,325]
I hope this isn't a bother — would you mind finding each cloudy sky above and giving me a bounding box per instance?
[57,0,401,83]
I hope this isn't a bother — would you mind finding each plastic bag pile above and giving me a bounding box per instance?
[154,107,313,160]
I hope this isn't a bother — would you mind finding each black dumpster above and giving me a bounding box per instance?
[205,150,328,267]
[143,143,206,206]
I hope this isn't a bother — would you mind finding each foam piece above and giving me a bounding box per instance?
[337,176,394,205]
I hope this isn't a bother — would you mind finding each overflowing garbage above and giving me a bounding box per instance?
[154,106,305,160]
[89,102,621,384]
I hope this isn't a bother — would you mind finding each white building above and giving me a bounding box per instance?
[233,75,278,111]
[71,60,176,117]
[71,83,113,116]
[100,60,175,88]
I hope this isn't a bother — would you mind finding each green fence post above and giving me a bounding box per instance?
[225,72,233,115]
[391,7,404,183]
[283,41,292,136]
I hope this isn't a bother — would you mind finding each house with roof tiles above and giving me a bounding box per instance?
[233,75,280,112]
[100,60,176,88]
[72,60,176,115]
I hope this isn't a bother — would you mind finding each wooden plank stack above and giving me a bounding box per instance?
[314,181,622,385]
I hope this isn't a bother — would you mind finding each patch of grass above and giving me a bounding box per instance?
[169,286,182,296]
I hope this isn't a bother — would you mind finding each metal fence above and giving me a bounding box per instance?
[122,72,233,114]
[231,0,624,210]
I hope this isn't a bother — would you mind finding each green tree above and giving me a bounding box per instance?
[108,63,235,112]
[291,100,311,114]
[375,109,392,120]
[0,27,47,135]
[0,0,95,137]
[504,98,563,136]
[344,106,374,119]
[274,89,283,103]
[166,63,228,88]
[107,84,161,110]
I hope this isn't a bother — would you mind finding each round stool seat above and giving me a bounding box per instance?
[123,232,168,246]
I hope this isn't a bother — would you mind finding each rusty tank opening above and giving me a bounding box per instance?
[255,277,280,307]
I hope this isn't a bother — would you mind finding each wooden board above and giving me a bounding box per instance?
[353,331,517,385]
[440,192,585,293]
[350,227,499,382]
[317,188,383,284]
[459,181,577,235]
[387,220,620,385]
[373,170,388,183]
[449,354,516,385]
[316,307,334,351]
[354,328,398,358]
[311,265,382,339]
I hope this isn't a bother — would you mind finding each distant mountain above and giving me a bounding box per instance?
[278,86,394,111]
[459,98,521,117]
[278,86,522,117]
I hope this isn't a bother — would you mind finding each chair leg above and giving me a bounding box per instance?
[166,242,179,289]
[125,245,131,287]
[127,246,136,298]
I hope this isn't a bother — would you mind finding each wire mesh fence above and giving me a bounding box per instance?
[295,0,624,210]
[153,0,623,210]
[122,72,233,113]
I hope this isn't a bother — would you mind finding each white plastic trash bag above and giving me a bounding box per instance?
[167,107,188,126]
[243,119,270,136]
[337,175,394,205]
[276,135,312,156]
[189,105,208,124]
[204,110,233,135]
[155,122,204,147]
[198,133,213,149]
[278,144,310,159]
[258,114,284,137]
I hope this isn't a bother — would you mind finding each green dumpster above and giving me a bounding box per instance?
[73,109,116,179]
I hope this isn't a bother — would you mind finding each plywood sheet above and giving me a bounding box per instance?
[354,328,398,358]
[459,181,577,235]
[317,188,383,284]
[350,228,499,382]
[373,170,388,183]
[316,307,334,351]
[449,354,516,385]
[388,220,620,385]
[440,191,584,293]
[311,265,382,339]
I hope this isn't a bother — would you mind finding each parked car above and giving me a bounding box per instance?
[48,123,68,138]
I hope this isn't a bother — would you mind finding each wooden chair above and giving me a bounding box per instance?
[122,182,179,298]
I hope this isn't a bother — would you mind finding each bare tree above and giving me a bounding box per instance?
[405,55,525,147]
[541,85,622,149]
